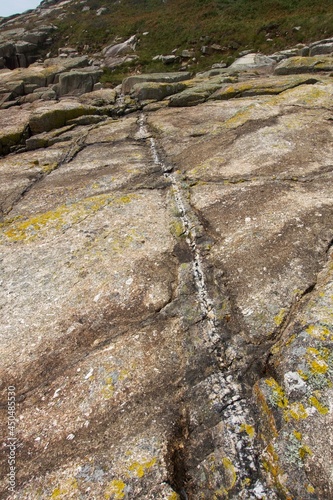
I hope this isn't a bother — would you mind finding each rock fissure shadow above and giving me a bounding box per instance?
[165,407,191,499]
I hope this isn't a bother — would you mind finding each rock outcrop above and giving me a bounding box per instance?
[1,4,333,500]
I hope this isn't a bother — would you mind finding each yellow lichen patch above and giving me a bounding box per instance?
[309,395,329,415]
[262,443,284,491]
[104,479,126,500]
[306,484,315,494]
[1,193,136,243]
[239,423,255,439]
[306,347,330,374]
[213,487,227,498]
[284,402,308,422]
[222,105,254,129]
[297,369,309,381]
[285,334,296,347]
[0,194,130,241]
[310,359,328,374]
[50,478,78,498]
[170,219,185,238]
[265,378,289,408]
[293,430,302,441]
[128,458,157,478]
[274,308,286,326]
[42,162,59,174]
[168,493,180,500]
[299,445,312,460]
[305,325,333,341]
[222,457,237,490]
[101,376,114,400]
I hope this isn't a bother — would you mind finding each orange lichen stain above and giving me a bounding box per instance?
[104,479,126,500]
[262,444,294,499]
[284,402,308,422]
[309,395,329,415]
[265,378,289,408]
[240,423,255,439]
[128,458,156,478]
[253,382,278,439]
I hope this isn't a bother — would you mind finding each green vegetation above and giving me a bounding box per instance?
[46,0,333,84]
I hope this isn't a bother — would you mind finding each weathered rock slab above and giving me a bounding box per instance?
[274,55,333,74]
[122,72,192,94]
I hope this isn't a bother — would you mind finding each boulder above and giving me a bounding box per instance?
[5,80,24,96]
[0,107,30,155]
[56,68,103,96]
[28,101,100,134]
[102,35,137,59]
[209,75,319,100]
[131,81,188,101]
[22,30,48,45]
[274,55,333,74]
[181,49,195,58]
[0,64,61,89]
[122,72,192,94]
[161,54,178,64]
[44,55,90,70]
[169,76,235,106]
[78,88,117,106]
[102,54,138,69]
[228,52,276,71]
[309,41,333,56]
[14,41,37,54]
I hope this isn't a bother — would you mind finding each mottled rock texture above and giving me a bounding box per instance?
[1,66,333,500]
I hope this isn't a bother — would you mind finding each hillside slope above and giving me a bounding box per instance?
[2,0,333,79]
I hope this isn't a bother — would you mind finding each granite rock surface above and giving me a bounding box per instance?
[0,36,333,500]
